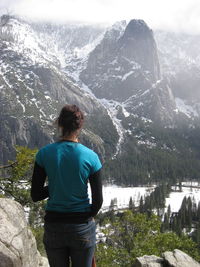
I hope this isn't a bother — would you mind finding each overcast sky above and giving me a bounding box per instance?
[0,0,200,33]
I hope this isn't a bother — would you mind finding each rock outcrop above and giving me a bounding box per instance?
[163,249,200,267]
[134,249,200,267]
[134,255,164,267]
[0,198,49,267]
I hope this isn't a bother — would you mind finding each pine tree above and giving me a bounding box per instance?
[197,202,200,221]
[178,181,182,192]
[129,196,134,210]
[109,198,117,211]
[196,224,200,249]
[0,146,46,229]
[167,204,171,218]
[162,213,169,232]
[186,197,192,231]
[179,196,187,226]
[139,196,144,213]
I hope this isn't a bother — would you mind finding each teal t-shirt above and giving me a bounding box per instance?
[35,141,102,213]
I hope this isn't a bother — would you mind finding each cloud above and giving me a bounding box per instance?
[0,0,200,33]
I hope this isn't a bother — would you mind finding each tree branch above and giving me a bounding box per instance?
[0,161,17,169]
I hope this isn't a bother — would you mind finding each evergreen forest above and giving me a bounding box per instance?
[0,146,200,266]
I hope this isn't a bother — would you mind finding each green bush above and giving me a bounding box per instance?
[96,210,200,266]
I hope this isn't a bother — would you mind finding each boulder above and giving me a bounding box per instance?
[134,255,163,267]
[0,198,49,267]
[163,249,200,267]
[133,249,200,267]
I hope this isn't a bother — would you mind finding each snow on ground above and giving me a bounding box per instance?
[73,32,105,63]
[5,19,54,65]
[181,181,200,187]
[122,56,141,70]
[137,140,156,148]
[165,186,200,213]
[100,99,125,158]
[16,96,25,112]
[175,98,198,118]
[122,71,134,81]
[102,185,155,210]
[121,103,130,117]
[63,29,105,77]
[89,184,155,211]
[89,182,200,214]
[44,95,51,100]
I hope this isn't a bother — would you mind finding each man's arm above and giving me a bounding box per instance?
[89,169,103,217]
[31,162,49,202]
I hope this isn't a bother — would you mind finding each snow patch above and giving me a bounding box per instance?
[175,98,198,117]
[50,114,56,120]
[141,117,153,123]
[101,99,125,158]
[138,140,156,148]
[122,71,134,81]
[40,108,46,118]
[121,104,130,117]
[44,95,51,100]
[122,56,141,69]
[16,95,25,112]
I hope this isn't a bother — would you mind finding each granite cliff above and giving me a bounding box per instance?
[0,198,49,267]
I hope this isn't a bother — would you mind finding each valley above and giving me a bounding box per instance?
[100,182,200,213]
[1,14,200,263]
[1,15,200,186]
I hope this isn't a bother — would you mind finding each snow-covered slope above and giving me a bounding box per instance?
[0,16,115,163]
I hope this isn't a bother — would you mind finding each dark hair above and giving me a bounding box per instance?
[57,105,84,137]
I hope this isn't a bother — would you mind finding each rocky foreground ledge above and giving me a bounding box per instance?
[134,248,200,267]
[0,198,200,267]
[0,198,49,267]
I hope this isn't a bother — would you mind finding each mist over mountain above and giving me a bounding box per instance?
[1,15,200,185]
[155,31,200,116]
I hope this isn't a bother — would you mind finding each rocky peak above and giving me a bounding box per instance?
[0,14,11,26]
[123,19,152,39]
[119,19,160,82]
[80,19,161,101]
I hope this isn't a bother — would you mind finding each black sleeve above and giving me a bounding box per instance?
[31,162,49,202]
[89,169,103,217]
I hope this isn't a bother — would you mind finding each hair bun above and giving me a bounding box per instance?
[57,105,84,136]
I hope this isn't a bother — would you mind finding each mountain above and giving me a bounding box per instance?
[1,15,200,185]
[79,19,200,184]
[155,31,200,118]
[80,20,160,101]
[0,15,117,163]
[80,20,177,125]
